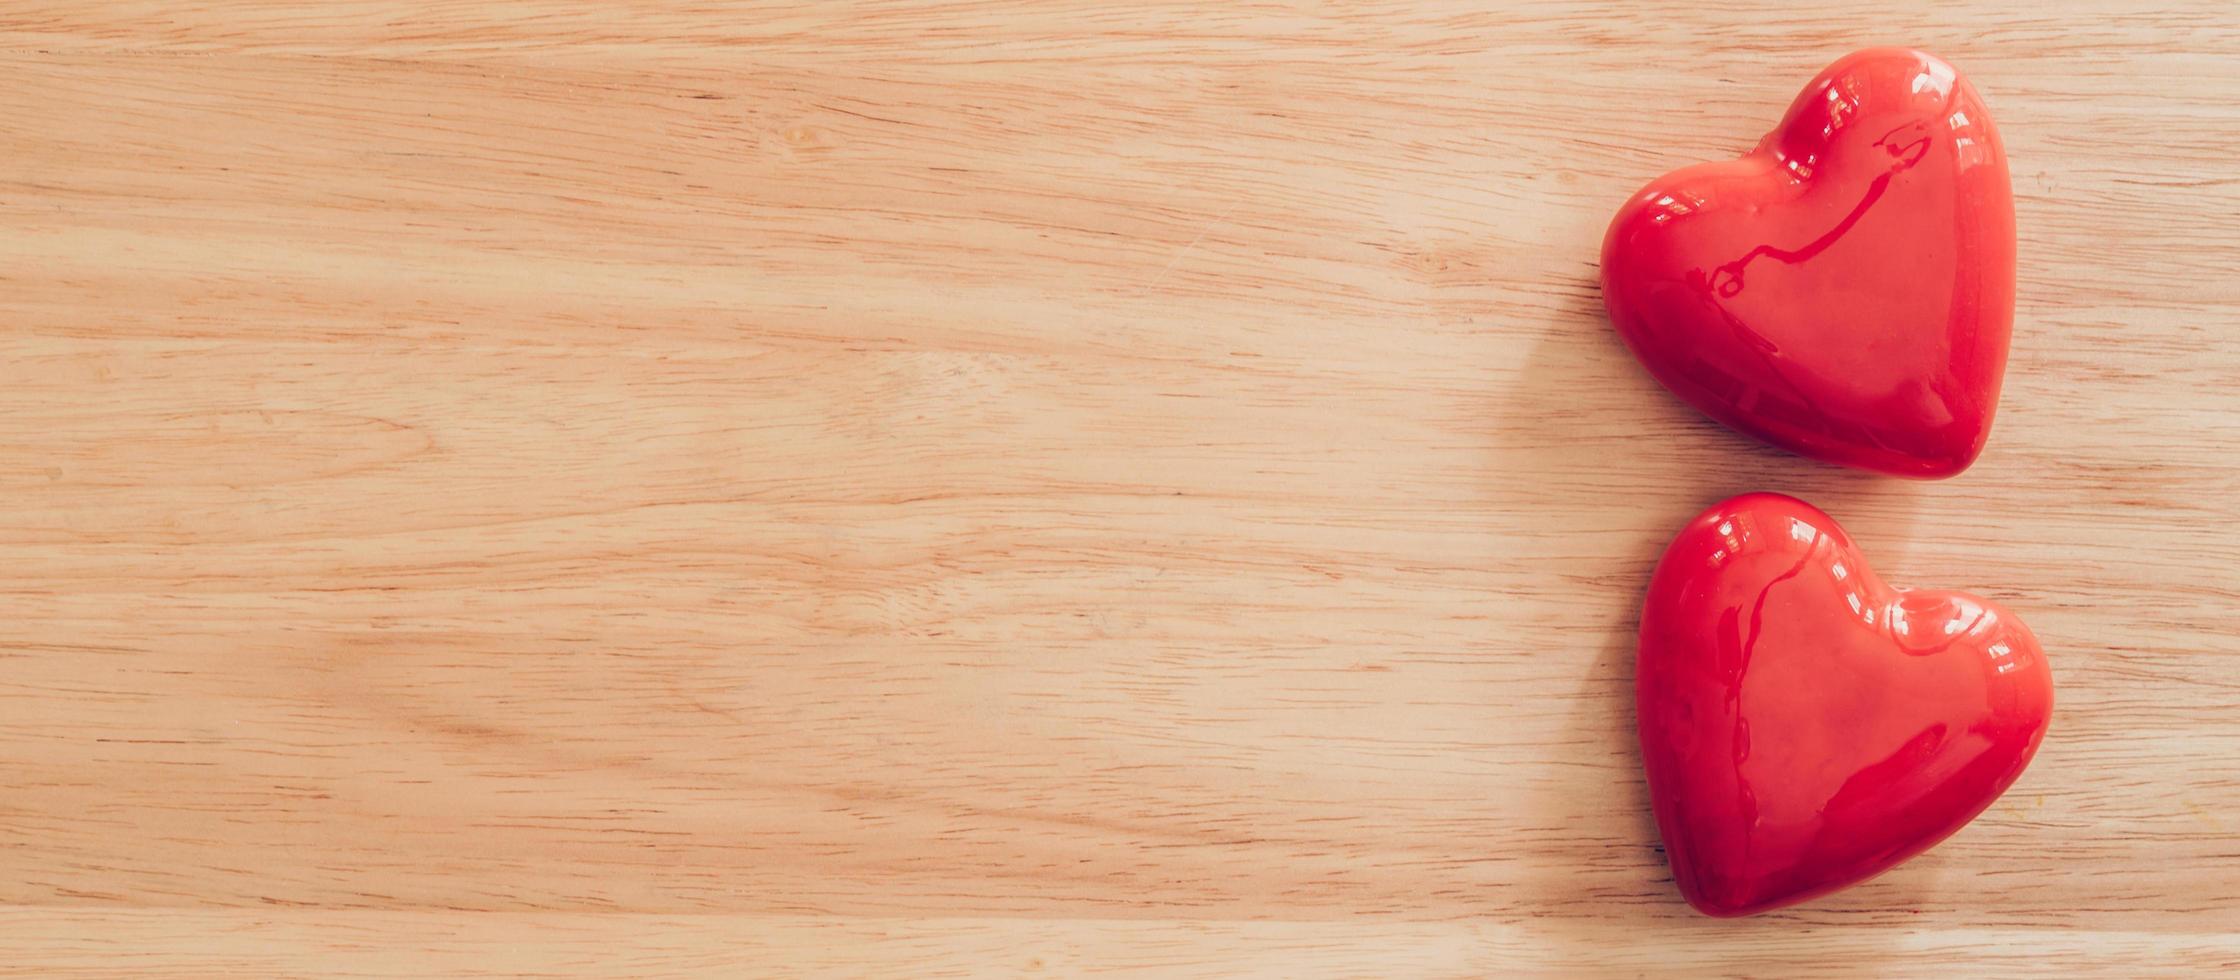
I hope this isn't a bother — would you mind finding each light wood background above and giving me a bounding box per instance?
[2,2,2236,976]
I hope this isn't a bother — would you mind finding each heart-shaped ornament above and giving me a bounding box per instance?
[1638,493,2052,916]
[1600,49,2015,478]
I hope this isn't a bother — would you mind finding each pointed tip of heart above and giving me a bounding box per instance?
[1677,868,1852,917]
[1682,887,1796,918]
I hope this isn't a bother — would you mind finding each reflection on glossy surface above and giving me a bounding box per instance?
[1601,49,2015,478]
[1638,493,2052,916]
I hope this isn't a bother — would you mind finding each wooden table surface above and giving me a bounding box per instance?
[4,3,2237,976]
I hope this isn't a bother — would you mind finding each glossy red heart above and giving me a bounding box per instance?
[1601,49,2015,478]
[1637,493,2052,916]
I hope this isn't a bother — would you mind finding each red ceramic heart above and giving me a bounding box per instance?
[1638,493,2052,916]
[1601,49,2015,478]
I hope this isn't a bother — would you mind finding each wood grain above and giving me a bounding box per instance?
[2,2,2236,975]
